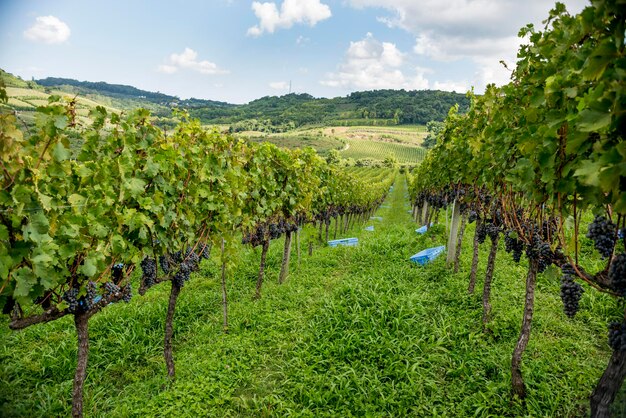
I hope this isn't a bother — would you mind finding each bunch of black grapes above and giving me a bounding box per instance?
[609,253,626,296]
[608,321,626,352]
[526,231,553,273]
[504,230,524,263]
[173,249,200,288]
[141,257,157,290]
[587,215,616,258]
[559,264,584,318]
[476,223,487,244]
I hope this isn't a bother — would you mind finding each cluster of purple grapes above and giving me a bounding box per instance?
[173,249,200,288]
[102,281,132,302]
[103,282,120,298]
[200,243,211,260]
[426,192,448,209]
[62,288,81,313]
[608,321,626,351]
[587,215,616,258]
[121,284,132,302]
[62,281,97,313]
[112,263,124,285]
[526,231,553,273]
[504,230,524,263]
[62,278,132,314]
[141,257,157,290]
[609,253,626,296]
[242,224,268,247]
[243,219,298,246]
[486,222,501,242]
[559,264,584,318]
[269,219,297,239]
[476,223,487,244]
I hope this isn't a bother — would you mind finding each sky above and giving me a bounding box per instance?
[0,0,588,104]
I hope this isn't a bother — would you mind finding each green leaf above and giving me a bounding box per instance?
[573,160,602,187]
[577,110,611,132]
[23,212,50,243]
[76,165,93,179]
[54,115,68,130]
[68,193,86,208]
[124,178,147,199]
[80,256,98,277]
[88,222,109,238]
[52,141,70,162]
[13,267,37,297]
[582,41,616,81]
[111,234,126,253]
[37,192,53,211]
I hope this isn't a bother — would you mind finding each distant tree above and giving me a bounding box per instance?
[383,155,398,168]
[355,158,381,167]
[326,149,341,165]
[423,120,445,149]
[342,157,356,167]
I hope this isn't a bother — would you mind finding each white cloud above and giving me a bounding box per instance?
[433,80,469,93]
[157,64,178,74]
[347,0,587,91]
[321,33,428,90]
[413,33,520,63]
[158,48,228,75]
[247,0,331,36]
[270,81,290,90]
[24,16,70,44]
[348,0,586,36]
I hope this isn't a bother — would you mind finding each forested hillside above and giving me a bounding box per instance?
[31,75,469,128]
[191,89,469,128]
[35,77,233,108]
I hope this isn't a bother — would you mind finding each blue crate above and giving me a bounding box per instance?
[364,225,374,231]
[415,224,433,234]
[328,237,359,247]
[410,245,445,265]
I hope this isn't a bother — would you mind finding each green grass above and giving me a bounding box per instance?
[0,175,621,417]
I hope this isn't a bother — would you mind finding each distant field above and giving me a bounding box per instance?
[241,131,344,154]
[327,125,426,164]
[326,125,427,146]
[341,139,425,164]
[4,86,120,113]
[238,125,427,164]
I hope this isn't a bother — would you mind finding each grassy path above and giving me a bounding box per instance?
[0,174,619,417]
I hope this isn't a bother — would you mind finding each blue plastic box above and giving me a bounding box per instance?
[328,237,359,247]
[415,223,433,234]
[410,245,445,265]
[364,226,374,231]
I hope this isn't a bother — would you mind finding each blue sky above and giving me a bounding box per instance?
[0,0,587,104]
